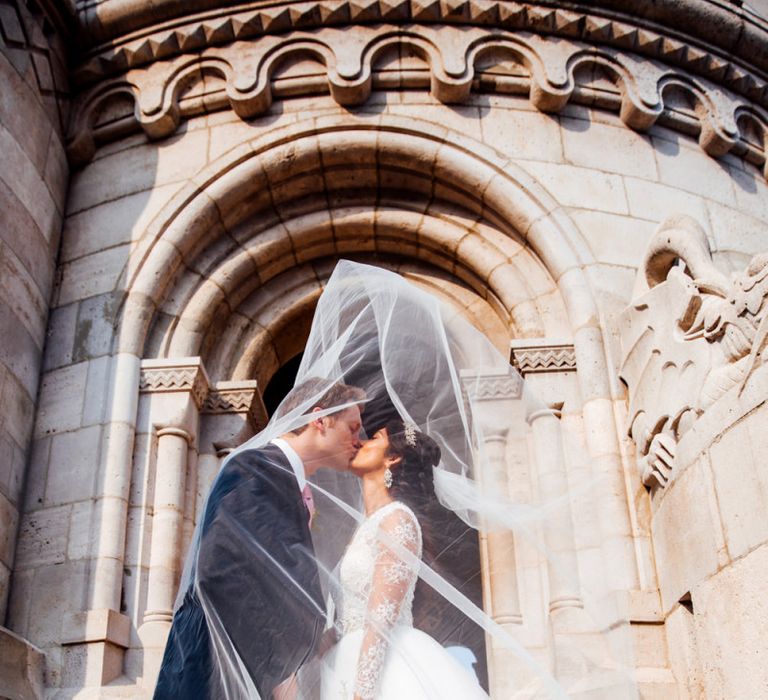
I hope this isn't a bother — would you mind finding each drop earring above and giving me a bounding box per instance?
[383,467,393,489]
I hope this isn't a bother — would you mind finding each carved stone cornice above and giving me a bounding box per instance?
[139,357,210,409]
[72,0,768,96]
[510,340,577,374]
[66,23,768,176]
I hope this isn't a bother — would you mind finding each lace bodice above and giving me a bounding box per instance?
[336,501,422,699]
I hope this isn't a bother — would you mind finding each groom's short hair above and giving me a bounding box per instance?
[280,377,365,434]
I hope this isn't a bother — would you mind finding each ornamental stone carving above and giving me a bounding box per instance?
[139,357,210,409]
[462,371,525,402]
[510,340,576,374]
[66,24,766,172]
[620,215,768,489]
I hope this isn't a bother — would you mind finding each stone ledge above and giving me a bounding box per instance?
[0,625,44,700]
[61,608,130,648]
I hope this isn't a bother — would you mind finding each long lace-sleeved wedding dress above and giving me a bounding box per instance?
[321,501,488,699]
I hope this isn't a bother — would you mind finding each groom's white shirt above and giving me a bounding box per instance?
[270,437,307,492]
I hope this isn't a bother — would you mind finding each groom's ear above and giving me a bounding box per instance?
[308,406,325,433]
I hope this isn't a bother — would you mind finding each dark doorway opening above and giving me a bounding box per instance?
[262,352,303,416]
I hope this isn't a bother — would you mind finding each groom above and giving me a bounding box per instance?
[154,378,365,699]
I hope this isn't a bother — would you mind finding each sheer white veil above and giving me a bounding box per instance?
[169,260,638,699]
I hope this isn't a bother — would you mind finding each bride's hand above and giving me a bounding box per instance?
[316,628,339,659]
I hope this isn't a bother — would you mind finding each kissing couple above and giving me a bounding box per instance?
[152,260,605,699]
[152,261,494,699]
[155,370,489,699]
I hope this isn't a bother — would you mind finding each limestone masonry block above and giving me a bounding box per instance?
[34,363,88,437]
[480,106,564,162]
[652,133,737,206]
[623,177,710,226]
[561,117,658,180]
[653,456,727,613]
[57,245,131,307]
[692,543,768,699]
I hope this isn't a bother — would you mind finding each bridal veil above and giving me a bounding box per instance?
[171,260,639,699]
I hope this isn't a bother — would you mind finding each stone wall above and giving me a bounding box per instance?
[0,0,68,622]
[2,1,768,696]
[620,212,768,697]
[8,76,768,693]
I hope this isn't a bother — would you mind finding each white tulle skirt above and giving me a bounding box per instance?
[321,625,489,699]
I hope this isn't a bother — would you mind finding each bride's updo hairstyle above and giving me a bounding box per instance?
[385,419,440,511]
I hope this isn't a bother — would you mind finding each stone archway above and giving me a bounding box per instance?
[80,113,638,695]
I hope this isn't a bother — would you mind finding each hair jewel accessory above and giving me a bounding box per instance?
[383,467,393,489]
[404,423,418,447]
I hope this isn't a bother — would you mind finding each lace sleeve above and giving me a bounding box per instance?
[354,506,422,699]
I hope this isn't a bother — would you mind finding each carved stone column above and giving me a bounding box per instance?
[527,407,583,618]
[144,426,192,625]
[462,370,526,699]
[136,358,209,685]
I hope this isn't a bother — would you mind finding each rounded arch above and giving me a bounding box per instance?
[117,113,602,374]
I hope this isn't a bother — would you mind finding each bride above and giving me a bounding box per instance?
[320,420,488,700]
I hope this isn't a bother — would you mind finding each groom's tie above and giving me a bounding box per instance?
[301,483,316,526]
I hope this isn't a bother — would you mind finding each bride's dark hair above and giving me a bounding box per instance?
[384,419,440,516]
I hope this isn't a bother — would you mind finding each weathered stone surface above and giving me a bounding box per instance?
[56,246,130,307]
[520,161,628,215]
[73,293,119,363]
[480,102,565,162]
[42,304,77,372]
[570,210,656,268]
[709,412,768,560]
[561,117,658,179]
[5,2,768,696]
[0,625,44,700]
[33,364,88,437]
[45,426,102,507]
[693,543,768,699]
[652,454,727,613]
[14,506,70,571]
[652,132,737,206]
[0,123,60,243]
[0,302,42,402]
[623,177,709,226]
[61,184,181,264]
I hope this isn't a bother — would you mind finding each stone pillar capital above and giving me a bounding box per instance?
[139,356,211,409]
[510,339,577,376]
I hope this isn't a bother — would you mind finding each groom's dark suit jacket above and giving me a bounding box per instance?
[154,443,325,699]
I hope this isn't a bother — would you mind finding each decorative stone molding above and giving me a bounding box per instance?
[203,379,269,435]
[73,0,768,99]
[66,24,768,172]
[510,340,577,374]
[620,215,768,490]
[139,357,210,409]
[202,380,259,413]
[462,371,524,402]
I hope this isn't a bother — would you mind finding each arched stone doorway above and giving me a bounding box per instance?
[81,114,637,696]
